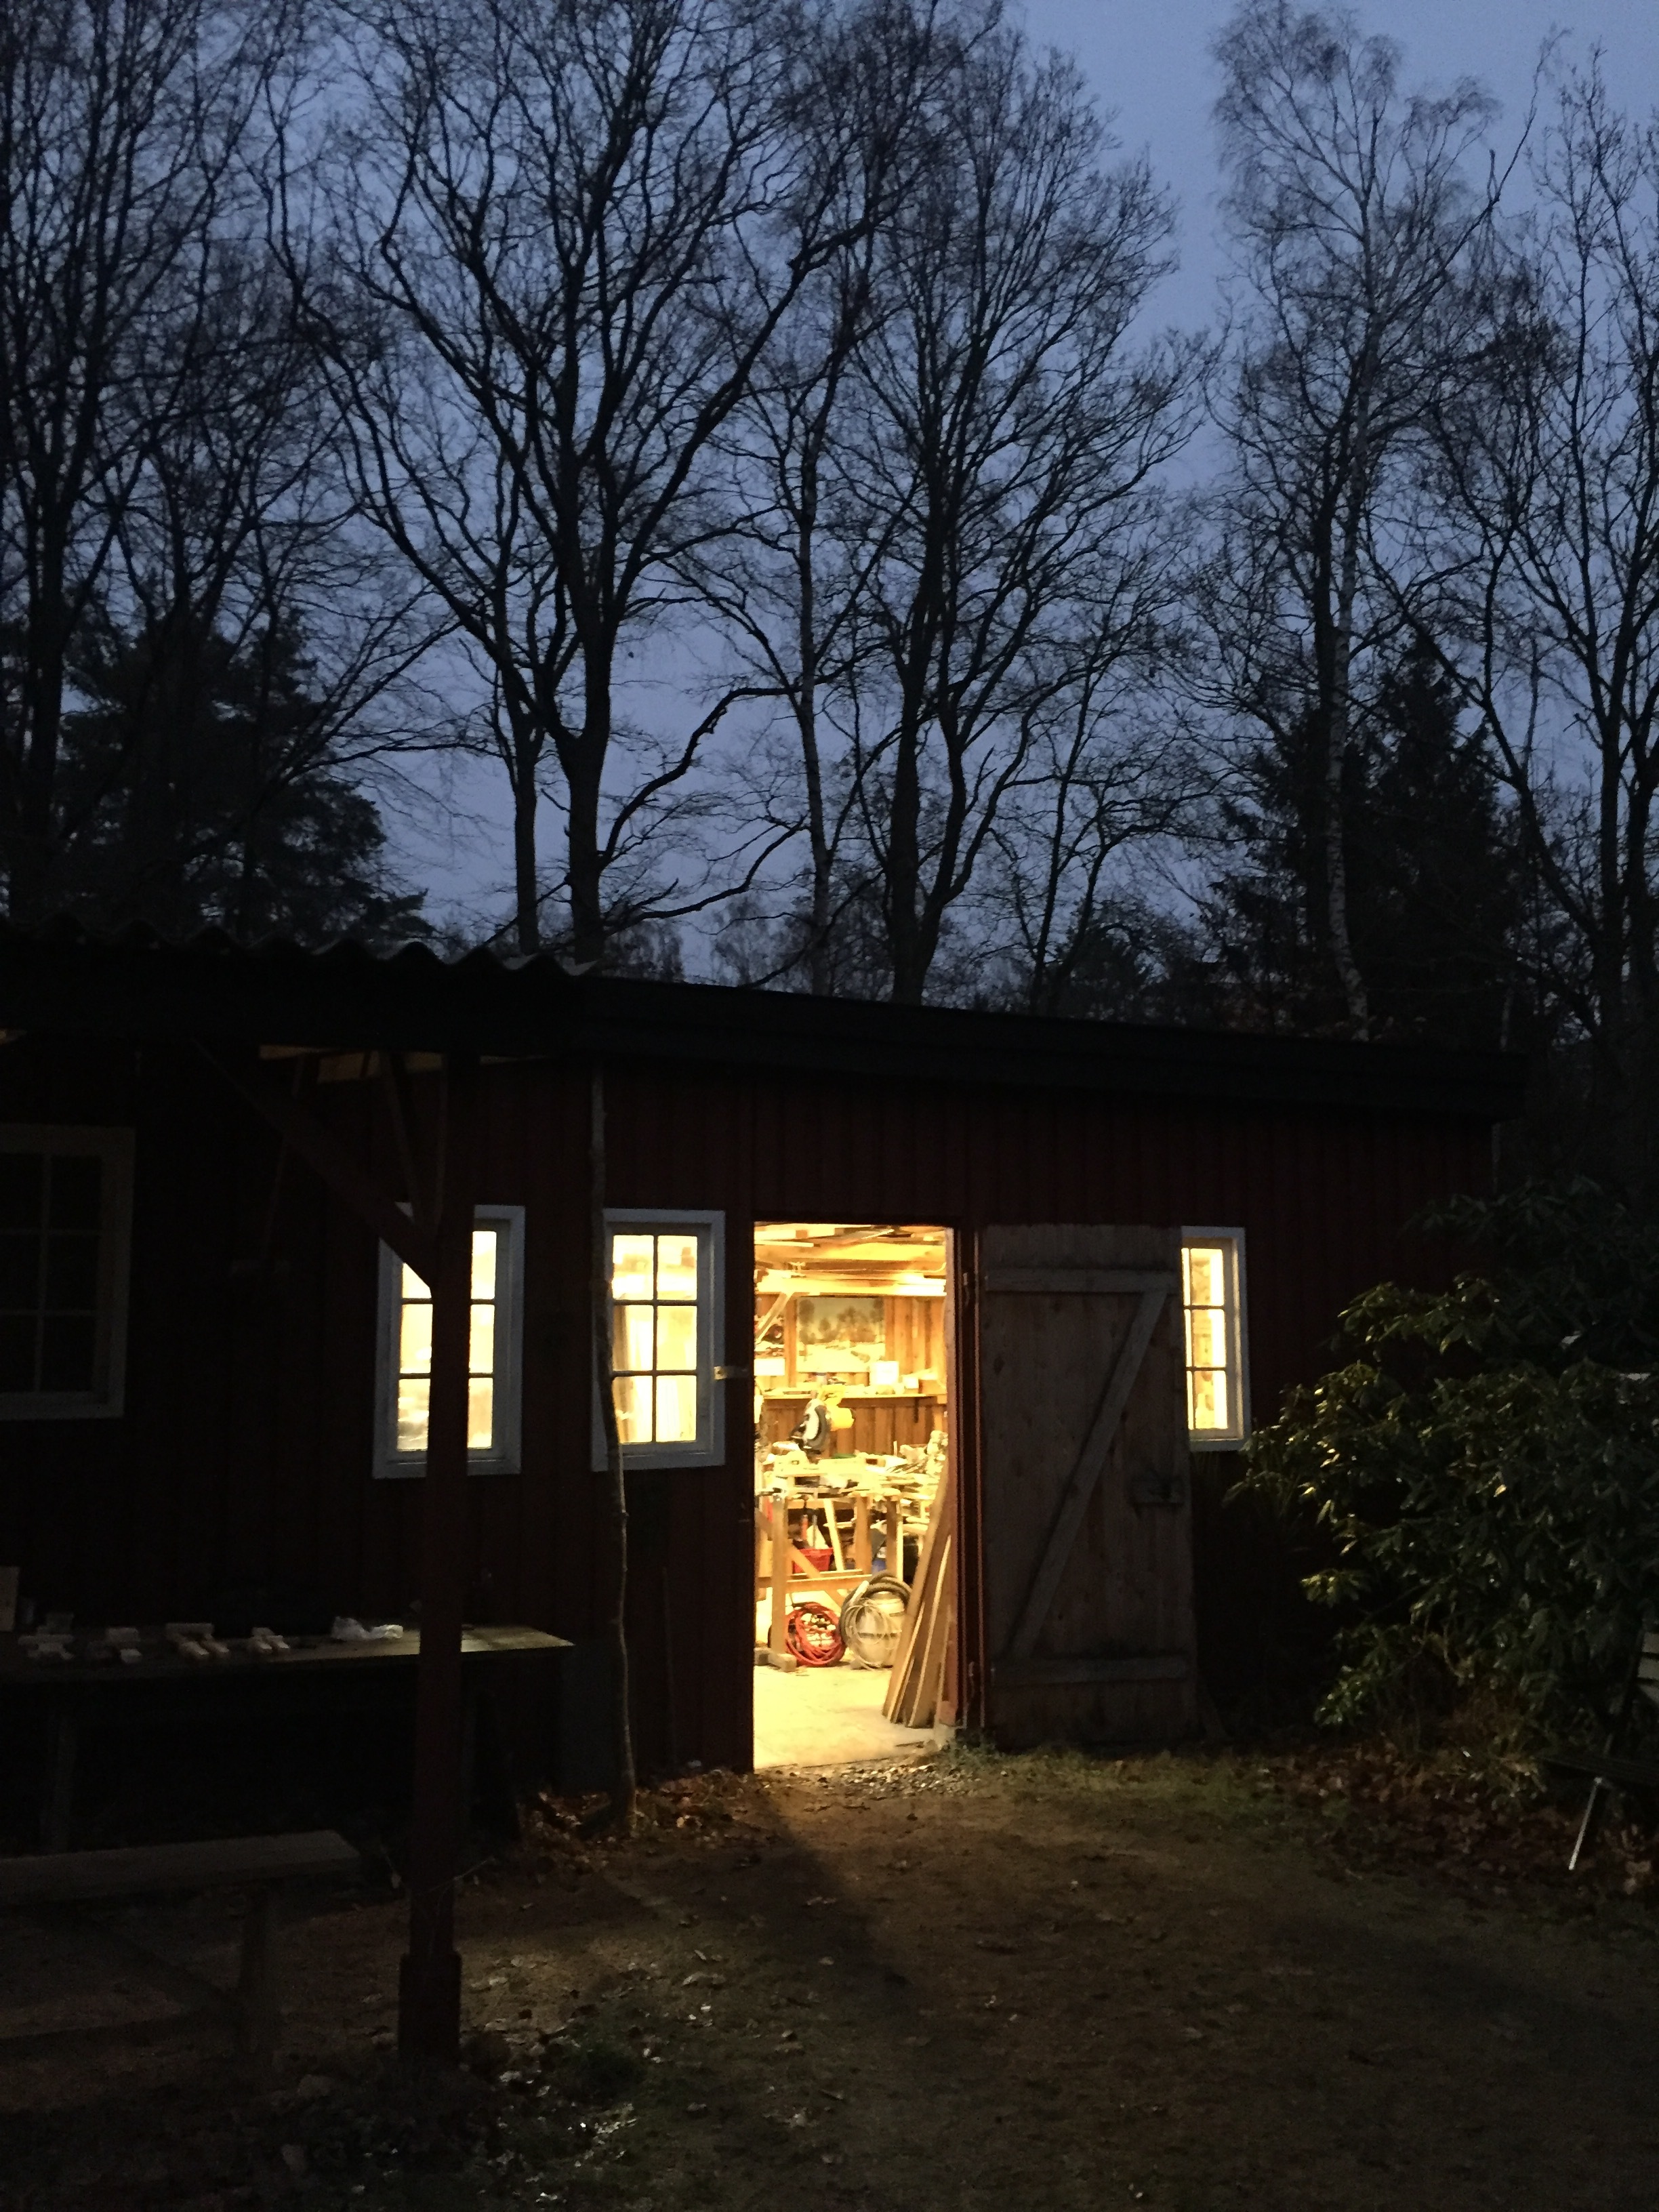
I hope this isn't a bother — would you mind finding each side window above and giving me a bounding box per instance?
[0,1127,134,1420]
[1180,1230,1248,1449]
[596,1210,724,1469]
[374,1207,524,1477]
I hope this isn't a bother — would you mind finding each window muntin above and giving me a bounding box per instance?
[0,1128,132,1419]
[598,1210,724,1467]
[375,1207,523,1477]
[1180,1231,1247,1448]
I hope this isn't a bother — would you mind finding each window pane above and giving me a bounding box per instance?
[611,1235,654,1300]
[396,1377,430,1453]
[656,1301,697,1372]
[0,1234,41,1309]
[613,1302,655,1373]
[0,1155,42,1233]
[44,1235,99,1311]
[47,1155,102,1232]
[399,1299,432,1376]
[468,1376,494,1451]
[655,1234,697,1301]
[1185,1307,1227,1368]
[1189,1368,1228,1432]
[655,1373,698,1442]
[469,1300,495,1376]
[39,1313,96,1392]
[1184,1246,1224,1306]
[0,1313,36,1391]
[401,1261,426,1301]
[471,1228,497,1300]
[613,1371,652,1443]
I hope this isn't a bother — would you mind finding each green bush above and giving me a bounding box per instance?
[1238,1183,1659,1735]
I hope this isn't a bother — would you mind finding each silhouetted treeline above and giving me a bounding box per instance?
[3,0,1655,1185]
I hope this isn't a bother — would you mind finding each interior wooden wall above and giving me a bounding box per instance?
[0,1037,1494,1778]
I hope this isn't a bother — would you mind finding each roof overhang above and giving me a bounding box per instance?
[0,926,1528,1122]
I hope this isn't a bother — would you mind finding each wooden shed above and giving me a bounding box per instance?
[0,927,1525,1782]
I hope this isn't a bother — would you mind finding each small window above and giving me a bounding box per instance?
[0,1126,133,1420]
[596,1210,724,1469]
[374,1207,523,1477]
[1181,1230,1248,1449]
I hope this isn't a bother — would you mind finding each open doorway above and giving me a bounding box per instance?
[750,1221,957,1769]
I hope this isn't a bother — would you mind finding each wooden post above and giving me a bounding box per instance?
[590,1069,636,1832]
[398,1053,478,2062]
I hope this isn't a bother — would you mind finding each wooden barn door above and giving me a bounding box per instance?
[978,1225,1196,1748]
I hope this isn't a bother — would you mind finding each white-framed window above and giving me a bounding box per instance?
[595,1209,725,1469]
[1181,1229,1248,1449]
[374,1206,524,1478]
[0,1126,134,1420]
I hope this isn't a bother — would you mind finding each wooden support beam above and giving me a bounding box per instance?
[199,1046,436,1282]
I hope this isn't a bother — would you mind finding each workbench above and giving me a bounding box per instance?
[0,1625,567,1851]
[754,1479,933,1660]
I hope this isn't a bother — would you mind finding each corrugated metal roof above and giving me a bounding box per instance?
[0,920,1527,1120]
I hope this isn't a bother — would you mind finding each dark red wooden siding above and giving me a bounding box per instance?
[0,1042,1492,1776]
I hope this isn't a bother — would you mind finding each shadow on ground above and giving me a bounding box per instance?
[1,1747,1656,2211]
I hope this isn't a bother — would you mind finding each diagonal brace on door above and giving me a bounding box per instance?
[1005,1284,1170,1662]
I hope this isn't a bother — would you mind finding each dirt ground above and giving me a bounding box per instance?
[3,1744,1658,2212]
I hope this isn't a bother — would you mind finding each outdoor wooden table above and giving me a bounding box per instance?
[0,1625,569,1851]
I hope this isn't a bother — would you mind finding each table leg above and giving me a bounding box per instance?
[853,1497,872,1574]
[238,1885,279,2068]
[42,1696,78,1852]
[770,1498,792,1656]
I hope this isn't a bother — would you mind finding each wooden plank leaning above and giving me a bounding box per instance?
[884,1457,955,1728]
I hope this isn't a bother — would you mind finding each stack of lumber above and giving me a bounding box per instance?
[883,1458,954,1728]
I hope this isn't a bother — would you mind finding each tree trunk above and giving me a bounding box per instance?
[512,741,540,956]
[10,594,70,924]
[1326,386,1373,1042]
[565,644,613,968]
[884,702,928,1002]
[796,442,834,996]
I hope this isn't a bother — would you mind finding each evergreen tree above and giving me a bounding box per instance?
[52,615,424,947]
[1204,640,1519,1047]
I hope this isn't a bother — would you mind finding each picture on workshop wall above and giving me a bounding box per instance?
[794,1294,884,1374]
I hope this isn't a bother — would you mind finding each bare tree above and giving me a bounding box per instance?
[823,22,1197,1002]
[0,0,296,921]
[1202,0,1509,1037]
[51,230,445,933]
[304,0,924,960]
[696,249,896,994]
[694,0,970,993]
[979,658,1206,1017]
[1427,64,1659,1176]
